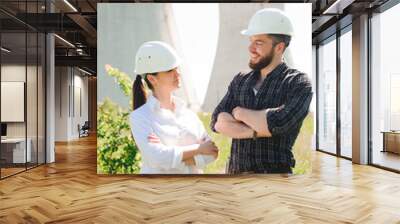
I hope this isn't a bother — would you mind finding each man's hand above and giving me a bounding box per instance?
[232,107,272,137]
[214,112,254,139]
[232,106,247,121]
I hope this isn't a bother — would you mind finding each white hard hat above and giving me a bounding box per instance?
[134,41,181,74]
[241,8,294,37]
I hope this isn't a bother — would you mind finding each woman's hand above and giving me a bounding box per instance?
[198,136,211,144]
[147,133,161,143]
[198,140,219,159]
[183,158,195,166]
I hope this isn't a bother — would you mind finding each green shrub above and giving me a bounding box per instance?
[97,65,140,174]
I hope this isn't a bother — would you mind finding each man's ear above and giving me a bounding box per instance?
[275,42,286,54]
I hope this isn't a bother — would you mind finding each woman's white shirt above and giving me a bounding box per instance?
[129,95,215,174]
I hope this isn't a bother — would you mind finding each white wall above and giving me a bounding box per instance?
[55,67,89,141]
[72,73,89,138]
[55,66,68,141]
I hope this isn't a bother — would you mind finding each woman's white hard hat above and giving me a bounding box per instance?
[134,41,182,75]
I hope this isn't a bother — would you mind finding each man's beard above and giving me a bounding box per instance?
[249,51,274,71]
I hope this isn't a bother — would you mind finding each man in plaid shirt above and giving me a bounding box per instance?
[211,8,313,174]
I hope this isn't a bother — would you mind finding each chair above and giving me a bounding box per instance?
[78,121,90,138]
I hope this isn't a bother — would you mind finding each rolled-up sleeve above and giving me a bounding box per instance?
[210,73,241,132]
[130,112,198,170]
[266,73,313,136]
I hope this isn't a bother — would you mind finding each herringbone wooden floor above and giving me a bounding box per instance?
[1,135,400,224]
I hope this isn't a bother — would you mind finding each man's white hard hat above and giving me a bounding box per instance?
[241,8,294,37]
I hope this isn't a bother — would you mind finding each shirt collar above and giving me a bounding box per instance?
[147,94,186,113]
[253,62,287,77]
[249,62,288,84]
[269,62,287,79]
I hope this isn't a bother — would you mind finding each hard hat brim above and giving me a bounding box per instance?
[241,29,293,37]
[241,29,252,36]
[134,57,182,75]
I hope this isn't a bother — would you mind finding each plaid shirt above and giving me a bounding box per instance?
[211,63,313,174]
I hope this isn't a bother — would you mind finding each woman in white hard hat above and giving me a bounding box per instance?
[130,41,219,174]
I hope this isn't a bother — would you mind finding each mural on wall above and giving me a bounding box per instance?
[97,3,313,175]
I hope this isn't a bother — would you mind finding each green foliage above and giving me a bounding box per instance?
[97,65,140,174]
[292,113,314,175]
[104,64,133,97]
[197,112,231,173]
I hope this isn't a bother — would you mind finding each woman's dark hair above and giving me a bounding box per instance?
[132,73,156,110]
